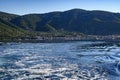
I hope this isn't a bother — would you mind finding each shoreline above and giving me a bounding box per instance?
[0,38,120,43]
[1,35,120,43]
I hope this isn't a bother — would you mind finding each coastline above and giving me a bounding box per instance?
[0,37,120,43]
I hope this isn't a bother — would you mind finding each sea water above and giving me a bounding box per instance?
[0,41,120,80]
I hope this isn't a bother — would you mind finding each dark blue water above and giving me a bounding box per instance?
[0,41,120,80]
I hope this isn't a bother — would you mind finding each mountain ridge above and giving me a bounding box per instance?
[1,9,120,38]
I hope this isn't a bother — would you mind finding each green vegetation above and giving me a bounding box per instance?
[1,9,120,41]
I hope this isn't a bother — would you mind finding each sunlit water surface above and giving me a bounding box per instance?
[0,41,120,80]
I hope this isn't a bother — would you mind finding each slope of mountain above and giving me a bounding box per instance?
[0,18,25,39]
[1,9,120,36]
[0,11,19,21]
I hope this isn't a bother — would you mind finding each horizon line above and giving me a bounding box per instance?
[0,8,120,15]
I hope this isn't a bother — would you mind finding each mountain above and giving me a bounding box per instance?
[0,11,19,21]
[0,12,25,39]
[1,9,120,36]
[0,18,25,39]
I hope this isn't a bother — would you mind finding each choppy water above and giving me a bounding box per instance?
[0,41,120,80]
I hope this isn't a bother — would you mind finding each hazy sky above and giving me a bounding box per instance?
[0,0,119,15]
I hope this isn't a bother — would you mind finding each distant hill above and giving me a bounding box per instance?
[1,9,120,37]
[0,11,19,21]
[0,19,25,39]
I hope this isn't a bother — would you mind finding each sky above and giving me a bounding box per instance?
[0,0,119,15]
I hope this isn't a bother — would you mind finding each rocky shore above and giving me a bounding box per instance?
[1,35,120,43]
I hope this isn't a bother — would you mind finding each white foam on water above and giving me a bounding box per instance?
[30,64,51,68]
[15,61,25,67]
[0,63,107,80]
[0,68,4,71]
[1,42,119,79]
